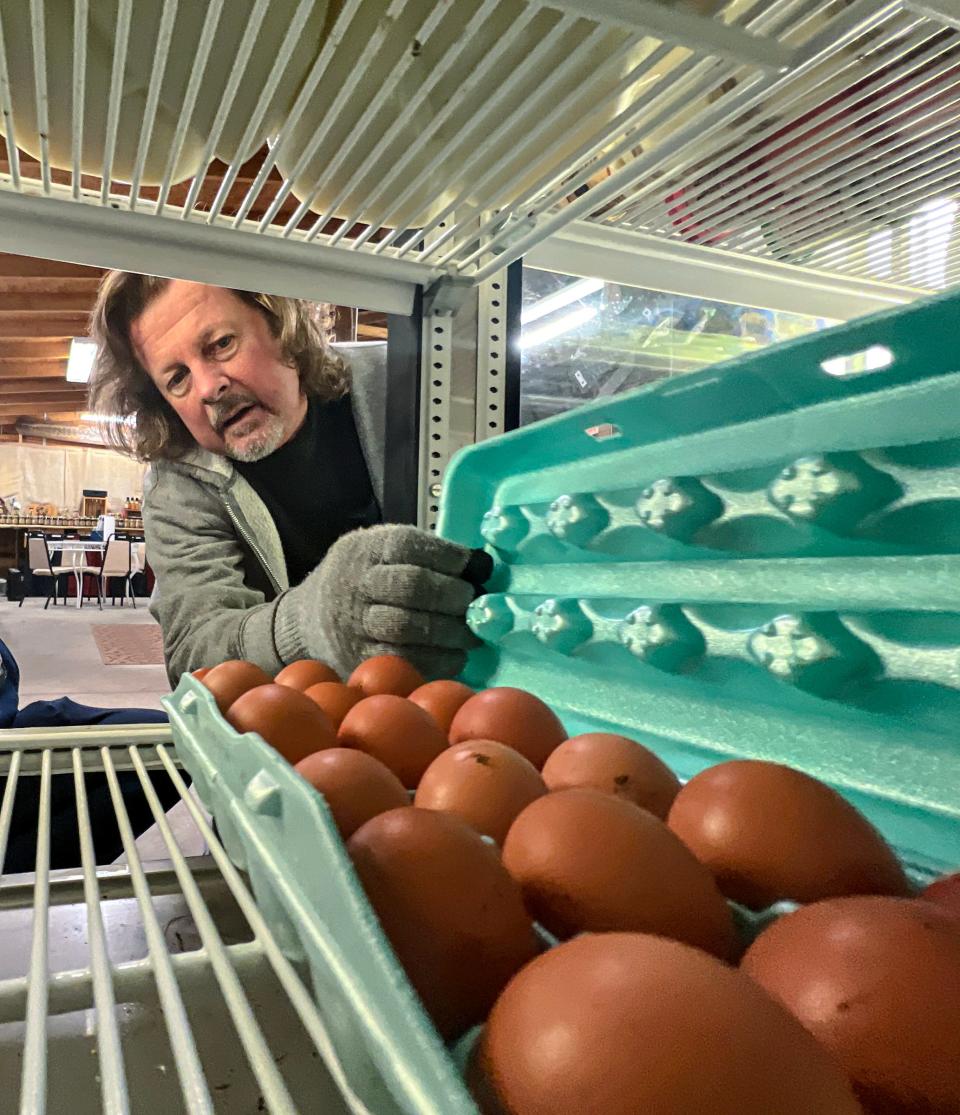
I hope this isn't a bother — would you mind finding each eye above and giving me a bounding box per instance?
[214,334,235,352]
[166,366,189,395]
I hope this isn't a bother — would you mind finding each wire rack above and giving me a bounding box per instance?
[0,0,957,307]
[0,723,370,1115]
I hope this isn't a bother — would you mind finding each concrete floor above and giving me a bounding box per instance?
[0,597,170,711]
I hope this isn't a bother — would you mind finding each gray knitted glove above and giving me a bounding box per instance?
[279,524,481,679]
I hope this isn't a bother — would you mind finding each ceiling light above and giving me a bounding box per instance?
[81,412,135,425]
[66,338,97,383]
[521,305,598,350]
[521,278,604,325]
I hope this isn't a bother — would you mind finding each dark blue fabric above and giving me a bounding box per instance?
[0,637,19,729]
[12,697,167,728]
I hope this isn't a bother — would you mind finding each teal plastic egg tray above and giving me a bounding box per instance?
[165,287,960,1115]
[446,287,960,878]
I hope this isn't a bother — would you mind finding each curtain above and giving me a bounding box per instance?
[0,443,145,510]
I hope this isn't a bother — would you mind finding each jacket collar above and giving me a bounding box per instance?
[147,447,289,593]
[163,445,235,488]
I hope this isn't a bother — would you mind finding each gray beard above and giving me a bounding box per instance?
[223,412,287,463]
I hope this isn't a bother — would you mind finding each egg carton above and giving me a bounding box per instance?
[448,288,960,877]
[167,288,960,1114]
[469,441,959,748]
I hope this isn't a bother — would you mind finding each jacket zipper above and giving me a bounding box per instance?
[224,501,283,597]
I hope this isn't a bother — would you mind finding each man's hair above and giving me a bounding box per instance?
[88,272,348,461]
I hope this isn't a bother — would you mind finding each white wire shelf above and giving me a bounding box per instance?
[0,725,368,1115]
[0,0,955,311]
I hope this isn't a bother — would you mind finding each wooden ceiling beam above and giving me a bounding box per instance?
[1,376,79,392]
[0,277,102,295]
[0,340,72,360]
[0,402,88,417]
[0,313,91,337]
[2,390,88,405]
[0,292,96,312]
[0,253,103,278]
[0,360,70,379]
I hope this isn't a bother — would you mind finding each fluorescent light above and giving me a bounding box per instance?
[521,278,604,325]
[521,305,598,350]
[66,338,97,383]
[81,412,135,426]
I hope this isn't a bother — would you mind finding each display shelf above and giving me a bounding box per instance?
[0,1,955,311]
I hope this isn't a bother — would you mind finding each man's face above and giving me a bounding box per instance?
[130,280,307,461]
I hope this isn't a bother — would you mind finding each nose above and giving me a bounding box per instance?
[195,363,231,405]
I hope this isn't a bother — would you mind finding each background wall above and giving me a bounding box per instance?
[0,442,145,510]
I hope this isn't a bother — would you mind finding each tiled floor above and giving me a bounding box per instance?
[0,597,170,711]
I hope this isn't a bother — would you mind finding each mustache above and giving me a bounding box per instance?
[208,392,263,435]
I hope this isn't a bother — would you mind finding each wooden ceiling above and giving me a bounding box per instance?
[0,142,388,440]
[0,253,96,428]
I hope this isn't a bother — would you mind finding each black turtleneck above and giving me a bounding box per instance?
[235,394,381,587]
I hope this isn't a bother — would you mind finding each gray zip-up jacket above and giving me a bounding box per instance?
[142,345,386,685]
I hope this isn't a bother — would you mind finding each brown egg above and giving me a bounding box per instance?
[200,660,273,715]
[275,658,340,691]
[502,788,736,959]
[191,667,211,681]
[348,655,425,697]
[408,680,474,735]
[667,759,911,909]
[742,896,960,1114]
[348,807,539,1039]
[470,933,862,1115]
[449,687,567,769]
[294,748,408,839]
[226,683,336,765]
[415,740,547,845]
[338,694,446,788]
[922,871,960,920]
[541,732,681,819]
[303,681,364,730]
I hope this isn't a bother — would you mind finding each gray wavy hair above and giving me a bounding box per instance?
[88,272,348,461]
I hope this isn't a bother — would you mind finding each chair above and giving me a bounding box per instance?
[99,536,136,608]
[19,534,72,609]
[129,537,147,594]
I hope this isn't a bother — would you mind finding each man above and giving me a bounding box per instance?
[88,274,483,684]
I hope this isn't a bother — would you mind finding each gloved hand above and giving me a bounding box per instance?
[278,524,488,679]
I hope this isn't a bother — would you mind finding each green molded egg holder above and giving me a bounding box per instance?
[446,286,960,878]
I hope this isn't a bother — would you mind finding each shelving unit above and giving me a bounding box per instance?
[0,2,959,1110]
[0,725,364,1114]
[0,0,953,314]
[1,0,955,518]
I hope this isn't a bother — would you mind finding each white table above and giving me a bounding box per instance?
[48,539,147,608]
[50,540,105,609]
